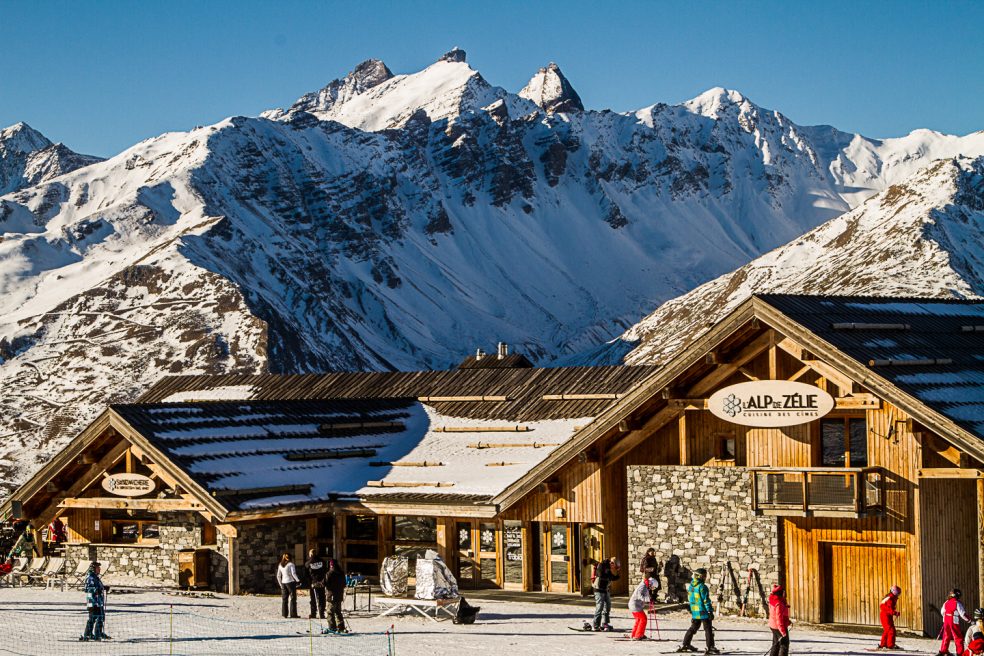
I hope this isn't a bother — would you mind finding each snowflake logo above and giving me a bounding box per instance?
[722,393,742,417]
[481,529,494,545]
[552,531,565,548]
[459,528,469,543]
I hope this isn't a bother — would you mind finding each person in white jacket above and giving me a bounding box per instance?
[277,553,301,618]
[628,577,657,640]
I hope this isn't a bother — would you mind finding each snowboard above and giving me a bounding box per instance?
[569,626,628,633]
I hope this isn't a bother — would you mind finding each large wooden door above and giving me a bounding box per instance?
[822,543,907,627]
[543,523,571,592]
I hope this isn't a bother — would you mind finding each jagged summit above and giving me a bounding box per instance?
[439,47,467,63]
[519,62,583,114]
[1,122,100,195]
[683,87,755,118]
[1,122,52,154]
[287,58,393,119]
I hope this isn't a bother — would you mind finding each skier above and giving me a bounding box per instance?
[277,553,301,618]
[940,589,971,656]
[878,585,902,650]
[964,608,984,654]
[305,548,327,620]
[325,558,348,633]
[629,577,657,640]
[589,555,621,631]
[79,562,111,641]
[678,567,719,654]
[767,584,791,656]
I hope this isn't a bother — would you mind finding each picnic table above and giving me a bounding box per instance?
[373,596,460,623]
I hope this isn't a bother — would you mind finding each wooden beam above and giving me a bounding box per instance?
[775,337,857,395]
[666,399,709,410]
[542,393,621,401]
[835,395,881,410]
[36,440,131,529]
[364,480,454,488]
[978,479,984,612]
[227,535,240,595]
[59,497,207,511]
[605,405,683,464]
[686,331,775,397]
[216,523,238,539]
[917,468,984,479]
[433,426,531,433]
[788,365,812,382]
[678,414,689,465]
[417,395,510,402]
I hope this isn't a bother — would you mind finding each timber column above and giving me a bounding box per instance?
[218,524,239,595]
[979,479,984,610]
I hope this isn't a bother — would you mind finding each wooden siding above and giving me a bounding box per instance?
[502,461,602,524]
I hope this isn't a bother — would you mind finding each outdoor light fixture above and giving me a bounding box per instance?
[554,507,565,518]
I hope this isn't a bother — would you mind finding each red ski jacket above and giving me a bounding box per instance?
[880,593,899,617]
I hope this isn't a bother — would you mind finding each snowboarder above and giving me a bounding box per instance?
[277,553,301,618]
[941,589,971,656]
[768,584,791,656]
[678,567,718,654]
[964,608,984,655]
[629,577,657,640]
[80,562,111,641]
[590,555,621,631]
[325,558,347,633]
[305,548,327,620]
[878,585,902,650]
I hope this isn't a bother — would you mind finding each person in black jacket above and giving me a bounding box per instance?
[591,555,621,631]
[305,548,327,619]
[325,558,347,633]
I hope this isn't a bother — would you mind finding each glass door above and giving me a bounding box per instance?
[478,522,499,587]
[581,524,604,596]
[456,521,478,588]
[502,521,524,590]
[544,523,570,592]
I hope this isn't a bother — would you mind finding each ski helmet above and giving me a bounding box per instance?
[695,567,708,579]
[951,588,963,598]
[890,585,901,596]
[974,607,984,621]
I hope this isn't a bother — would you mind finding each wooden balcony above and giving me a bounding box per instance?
[750,467,884,518]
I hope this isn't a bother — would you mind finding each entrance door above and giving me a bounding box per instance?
[544,524,571,592]
[581,524,604,596]
[822,543,907,626]
[478,522,499,587]
[455,521,478,588]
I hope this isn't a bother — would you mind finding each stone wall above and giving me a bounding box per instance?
[627,466,780,616]
[236,519,307,594]
[64,512,226,590]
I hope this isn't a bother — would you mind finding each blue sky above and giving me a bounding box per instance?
[2,0,981,157]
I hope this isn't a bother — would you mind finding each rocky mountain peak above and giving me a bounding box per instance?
[684,87,753,119]
[0,122,52,155]
[439,47,467,63]
[519,62,583,114]
[348,58,394,89]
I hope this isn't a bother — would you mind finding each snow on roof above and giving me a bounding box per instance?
[113,399,593,511]
[161,385,257,402]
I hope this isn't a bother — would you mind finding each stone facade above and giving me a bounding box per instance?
[627,465,780,616]
[64,512,226,589]
[236,519,307,594]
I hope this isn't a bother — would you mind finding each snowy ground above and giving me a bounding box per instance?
[0,586,942,655]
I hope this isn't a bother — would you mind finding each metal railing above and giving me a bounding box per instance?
[750,467,883,517]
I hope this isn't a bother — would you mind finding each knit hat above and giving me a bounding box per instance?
[890,585,901,596]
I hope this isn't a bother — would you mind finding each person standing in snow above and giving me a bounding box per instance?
[767,584,791,656]
[628,577,657,640]
[325,558,348,633]
[590,555,621,631]
[678,567,718,654]
[277,553,301,618]
[964,608,984,655]
[305,548,327,619]
[80,562,111,641]
[878,585,902,650]
[941,589,971,655]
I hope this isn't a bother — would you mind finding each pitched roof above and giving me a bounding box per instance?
[757,294,984,439]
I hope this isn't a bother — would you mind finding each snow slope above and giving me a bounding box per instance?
[1,49,983,493]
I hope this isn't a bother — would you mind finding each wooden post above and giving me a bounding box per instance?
[978,478,984,610]
[679,415,689,465]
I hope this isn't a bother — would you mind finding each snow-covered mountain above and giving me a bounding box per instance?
[0,122,101,195]
[579,156,984,367]
[1,48,983,493]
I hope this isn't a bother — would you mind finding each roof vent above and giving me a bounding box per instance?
[497,343,509,359]
[475,348,485,361]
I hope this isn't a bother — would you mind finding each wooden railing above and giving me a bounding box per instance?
[750,467,884,517]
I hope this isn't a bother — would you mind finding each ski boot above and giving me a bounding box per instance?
[705,648,721,655]
[675,646,699,653]
[601,623,614,632]
[79,635,91,642]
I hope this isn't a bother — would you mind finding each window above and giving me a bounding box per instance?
[345,515,377,541]
[717,434,736,461]
[393,516,438,571]
[821,417,868,467]
[107,520,159,545]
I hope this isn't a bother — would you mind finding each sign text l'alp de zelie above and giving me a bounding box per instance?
[708,380,835,428]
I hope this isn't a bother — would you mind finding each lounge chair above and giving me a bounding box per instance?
[41,557,66,590]
[1,557,27,586]
[23,557,48,586]
[67,559,92,589]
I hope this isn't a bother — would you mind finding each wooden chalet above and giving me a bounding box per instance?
[4,295,984,636]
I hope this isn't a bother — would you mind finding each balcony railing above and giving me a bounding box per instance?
[750,467,884,517]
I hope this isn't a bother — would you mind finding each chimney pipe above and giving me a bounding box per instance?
[497,343,509,359]
[475,348,485,361]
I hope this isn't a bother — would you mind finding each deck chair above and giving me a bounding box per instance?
[41,557,66,590]
[24,557,48,586]
[1,558,28,586]
[67,560,92,589]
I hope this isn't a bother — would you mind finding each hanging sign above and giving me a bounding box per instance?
[708,381,835,427]
[101,473,155,497]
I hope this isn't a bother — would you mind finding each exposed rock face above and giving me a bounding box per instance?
[439,47,467,63]
[519,63,584,114]
[0,122,101,195]
[287,58,394,117]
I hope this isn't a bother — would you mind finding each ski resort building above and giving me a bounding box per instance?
[4,295,984,636]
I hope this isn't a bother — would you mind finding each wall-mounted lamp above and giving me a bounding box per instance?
[554,507,566,519]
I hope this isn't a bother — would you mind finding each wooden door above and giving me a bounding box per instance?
[823,543,907,627]
[581,524,604,596]
[455,521,478,588]
[478,522,499,587]
[544,524,571,592]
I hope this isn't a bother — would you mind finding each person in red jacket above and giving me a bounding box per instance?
[768,584,791,656]
[879,585,902,649]
[941,589,971,656]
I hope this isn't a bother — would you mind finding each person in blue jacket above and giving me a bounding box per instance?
[677,567,719,653]
[80,562,111,641]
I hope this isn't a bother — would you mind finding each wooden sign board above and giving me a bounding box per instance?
[709,381,835,427]
[101,473,156,498]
